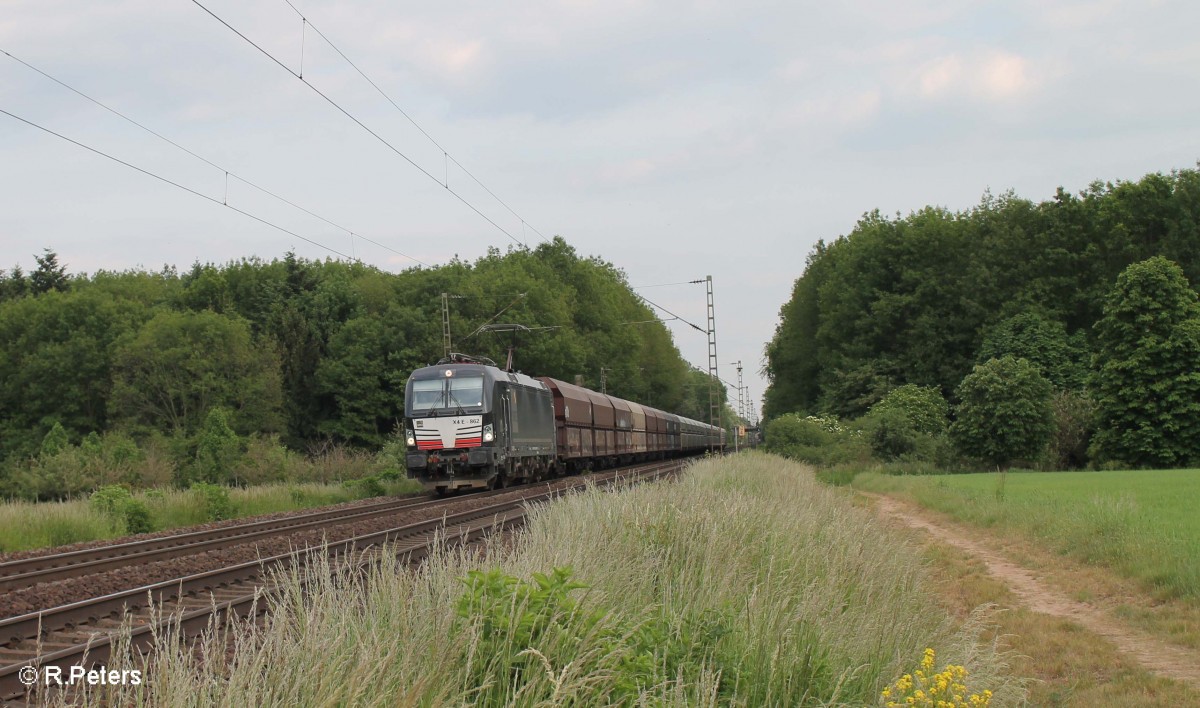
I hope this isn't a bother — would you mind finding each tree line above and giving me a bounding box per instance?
[0,238,737,498]
[763,167,1200,470]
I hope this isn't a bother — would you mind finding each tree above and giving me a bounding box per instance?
[40,422,70,458]
[818,360,894,419]
[0,265,29,301]
[763,168,1200,423]
[314,306,427,447]
[977,313,1087,390]
[1090,257,1200,467]
[109,310,283,437]
[950,356,1054,468]
[30,249,69,294]
[0,289,141,461]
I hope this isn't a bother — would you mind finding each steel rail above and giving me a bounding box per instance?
[0,460,684,701]
[0,494,444,593]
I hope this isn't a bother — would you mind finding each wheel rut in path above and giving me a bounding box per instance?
[866,492,1200,690]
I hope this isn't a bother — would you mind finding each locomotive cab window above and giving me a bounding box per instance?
[449,376,484,408]
[408,375,485,413]
[409,379,444,412]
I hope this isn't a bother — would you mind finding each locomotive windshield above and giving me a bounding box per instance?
[408,375,485,414]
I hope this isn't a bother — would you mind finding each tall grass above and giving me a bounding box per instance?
[0,501,121,551]
[854,468,1200,601]
[0,480,421,554]
[64,453,1023,706]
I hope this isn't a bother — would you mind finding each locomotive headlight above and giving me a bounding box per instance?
[483,424,494,443]
[405,430,416,447]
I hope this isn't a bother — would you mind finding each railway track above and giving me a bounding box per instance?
[0,492,475,597]
[0,459,685,702]
[0,494,440,593]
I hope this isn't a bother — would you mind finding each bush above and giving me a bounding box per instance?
[375,434,408,476]
[863,407,919,461]
[764,413,872,466]
[869,384,949,435]
[234,435,293,486]
[13,447,96,500]
[193,408,243,485]
[190,482,234,521]
[89,484,133,516]
[88,484,154,534]
[764,413,834,449]
[350,475,386,499]
[120,498,153,534]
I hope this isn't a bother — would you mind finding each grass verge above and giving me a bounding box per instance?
[65,452,1023,706]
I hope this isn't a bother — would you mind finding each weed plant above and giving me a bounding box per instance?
[62,453,1023,706]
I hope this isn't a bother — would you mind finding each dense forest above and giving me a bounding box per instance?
[763,167,1200,470]
[0,237,736,498]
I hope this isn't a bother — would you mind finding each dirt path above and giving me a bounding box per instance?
[866,492,1200,690]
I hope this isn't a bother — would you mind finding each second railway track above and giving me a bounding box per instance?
[0,493,445,593]
[0,459,686,702]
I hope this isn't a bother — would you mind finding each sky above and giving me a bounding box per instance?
[2,0,1199,423]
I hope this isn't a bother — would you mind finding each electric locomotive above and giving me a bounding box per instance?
[403,354,556,494]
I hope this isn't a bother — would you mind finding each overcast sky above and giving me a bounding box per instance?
[2,0,1198,421]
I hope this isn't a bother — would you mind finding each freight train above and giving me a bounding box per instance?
[403,354,725,494]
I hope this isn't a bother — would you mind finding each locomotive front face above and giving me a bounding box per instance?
[403,365,501,491]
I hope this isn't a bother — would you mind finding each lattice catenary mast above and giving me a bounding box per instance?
[736,361,745,426]
[705,275,720,451]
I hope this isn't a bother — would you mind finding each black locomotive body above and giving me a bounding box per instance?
[403,361,557,494]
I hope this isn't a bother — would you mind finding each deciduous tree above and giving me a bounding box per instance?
[1090,257,1200,467]
[950,356,1054,468]
[110,310,283,437]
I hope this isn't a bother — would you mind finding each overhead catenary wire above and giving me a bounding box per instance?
[630,281,702,290]
[192,0,531,249]
[0,107,359,261]
[0,48,429,268]
[636,294,707,334]
[280,0,552,246]
[459,293,529,343]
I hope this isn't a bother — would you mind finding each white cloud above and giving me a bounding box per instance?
[911,50,1035,103]
[918,55,964,98]
[433,39,486,76]
[978,53,1030,100]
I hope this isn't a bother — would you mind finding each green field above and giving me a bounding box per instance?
[854,468,1200,601]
